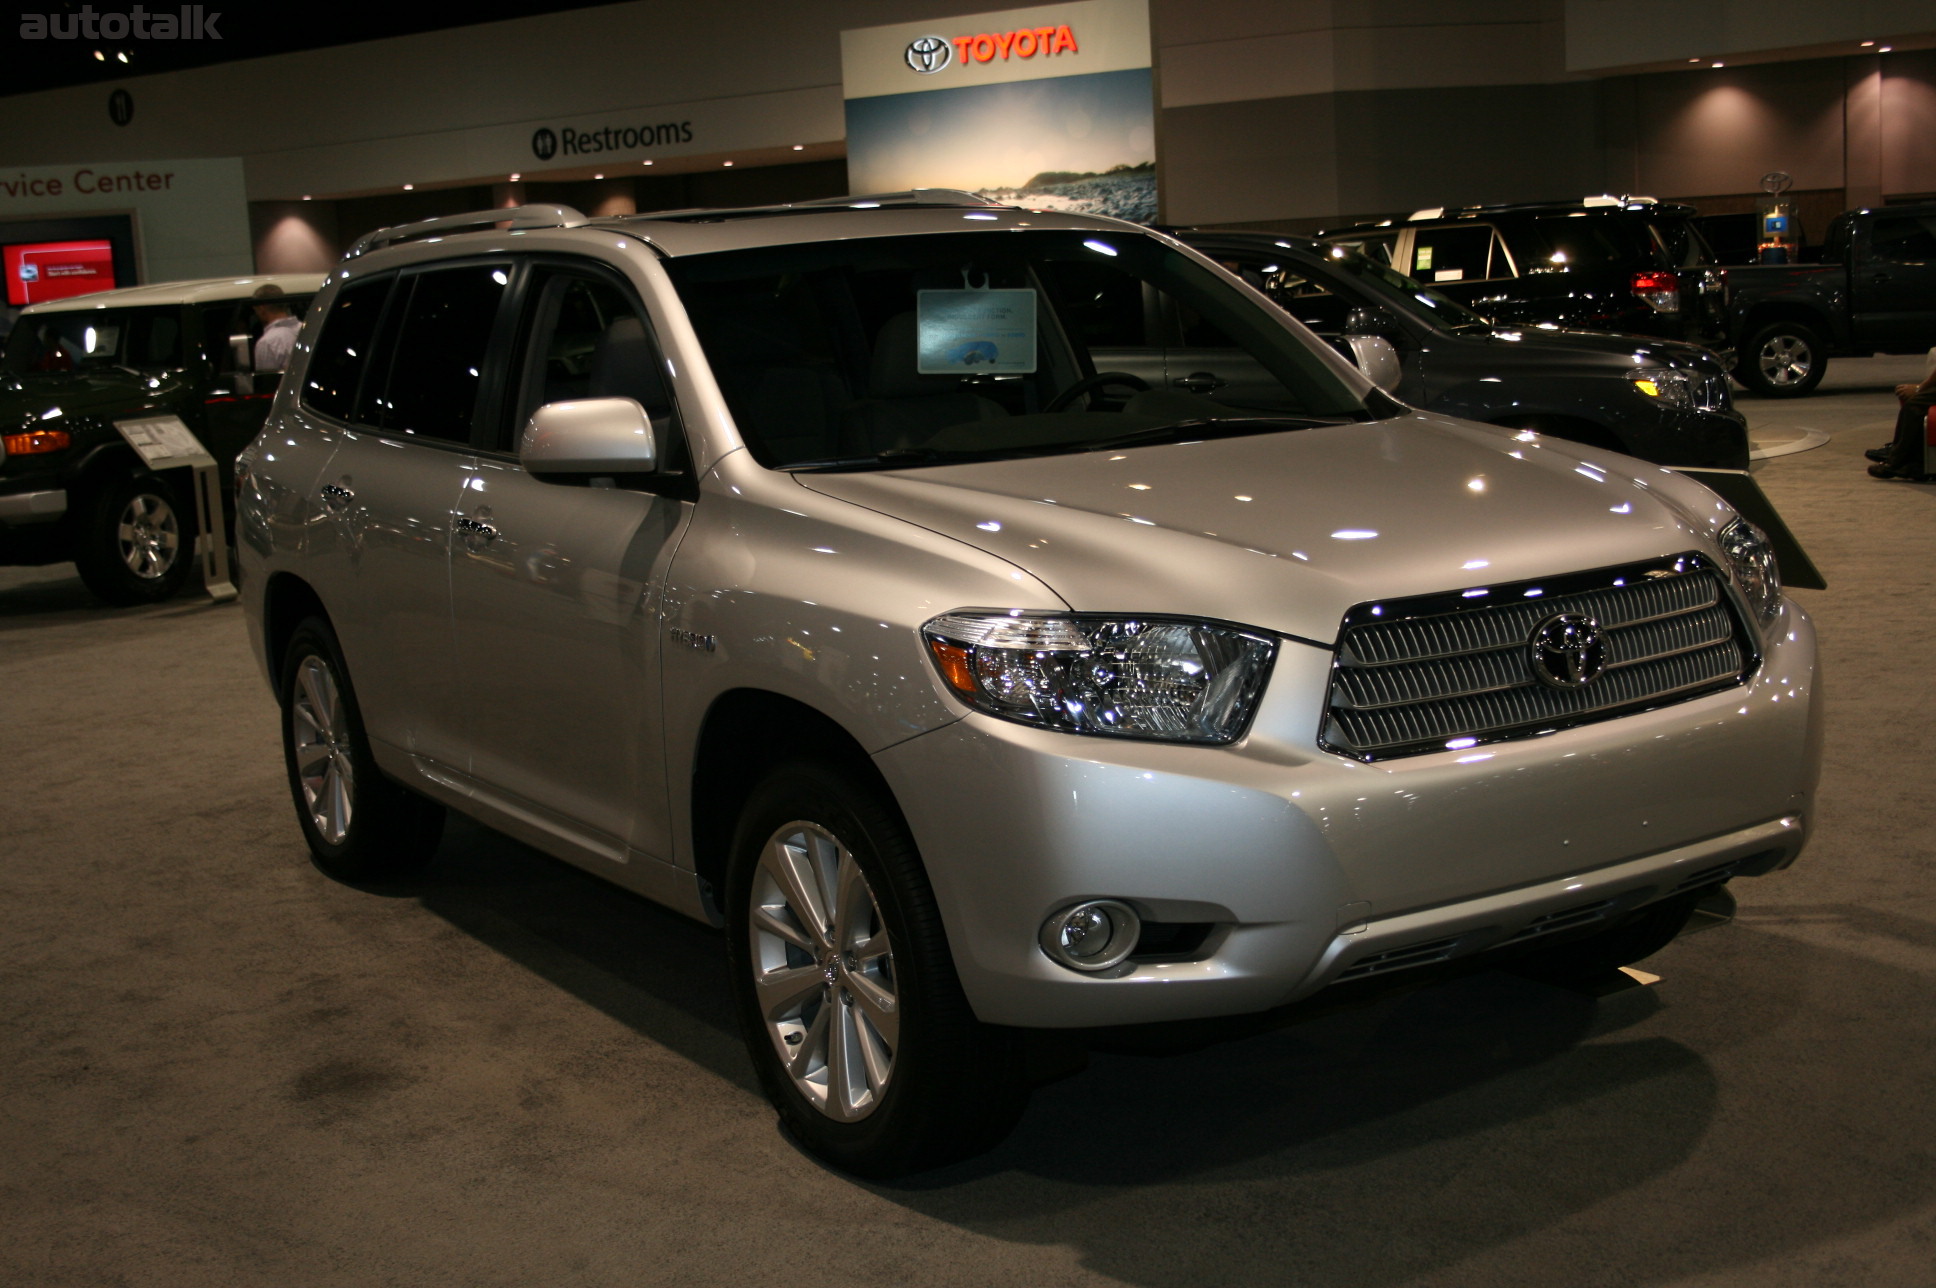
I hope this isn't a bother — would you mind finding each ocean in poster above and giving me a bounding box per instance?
[845,67,1157,224]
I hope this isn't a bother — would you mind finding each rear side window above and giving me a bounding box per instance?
[1530,215,1651,271]
[1408,224,1511,282]
[369,264,510,443]
[302,277,393,420]
[1869,214,1936,264]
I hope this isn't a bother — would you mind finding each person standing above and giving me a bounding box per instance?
[251,283,301,373]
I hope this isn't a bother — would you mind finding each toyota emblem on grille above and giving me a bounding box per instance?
[1528,613,1608,689]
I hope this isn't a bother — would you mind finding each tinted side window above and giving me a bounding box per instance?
[368,264,509,443]
[1409,225,1507,282]
[506,268,686,471]
[302,277,393,421]
[1870,214,1936,264]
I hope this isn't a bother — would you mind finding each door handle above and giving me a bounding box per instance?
[454,515,499,546]
[1173,371,1226,394]
[319,481,353,512]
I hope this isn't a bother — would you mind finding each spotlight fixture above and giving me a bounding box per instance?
[93,50,104,61]
[302,195,312,201]
[792,144,804,150]
[509,173,520,181]
[642,160,653,166]
[593,173,604,180]
[723,160,734,167]
[1711,61,1724,68]
[116,51,129,63]
[403,183,414,190]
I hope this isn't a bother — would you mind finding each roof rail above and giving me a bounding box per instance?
[345,203,587,258]
[622,189,1007,224]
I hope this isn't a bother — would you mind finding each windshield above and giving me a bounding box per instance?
[1,305,185,375]
[662,230,1371,471]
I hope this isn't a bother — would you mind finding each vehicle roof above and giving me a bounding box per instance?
[342,194,1151,272]
[1319,198,1698,238]
[22,272,328,314]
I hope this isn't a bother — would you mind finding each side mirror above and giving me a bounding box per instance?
[1346,335,1403,392]
[227,334,254,395]
[1343,306,1401,340]
[521,396,657,475]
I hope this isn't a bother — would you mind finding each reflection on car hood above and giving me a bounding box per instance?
[1,368,185,428]
[796,413,1737,644]
[1480,326,1721,369]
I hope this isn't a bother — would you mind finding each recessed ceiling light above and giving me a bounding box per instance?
[642,160,653,166]
[509,173,520,181]
[116,51,129,63]
[593,173,604,179]
[1711,61,1724,68]
[93,49,104,60]
[402,183,414,190]
[723,160,734,167]
[792,144,804,150]
[301,195,312,201]
[1878,45,1893,51]
[1687,57,1701,63]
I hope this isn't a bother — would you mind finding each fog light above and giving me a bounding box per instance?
[1039,900,1142,972]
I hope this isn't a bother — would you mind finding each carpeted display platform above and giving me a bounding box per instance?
[3,360,1931,1287]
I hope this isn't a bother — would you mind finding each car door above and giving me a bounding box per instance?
[300,263,509,773]
[445,259,695,867]
[1852,210,1936,352]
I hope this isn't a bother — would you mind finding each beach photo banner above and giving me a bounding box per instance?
[840,0,1156,224]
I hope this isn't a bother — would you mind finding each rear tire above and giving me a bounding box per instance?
[1735,322,1826,397]
[279,616,444,882]
[73,471,195,606]
[725,760,1027,1177]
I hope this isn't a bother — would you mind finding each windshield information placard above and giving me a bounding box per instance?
[917,288,1037,374]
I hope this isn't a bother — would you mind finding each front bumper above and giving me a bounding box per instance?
[875,599,1819,1028]
[0,487,67,523]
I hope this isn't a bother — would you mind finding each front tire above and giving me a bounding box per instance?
[1736,322,1826,397]
[73,471,195,605]
[279,616,444,882]
[725,760,1026,1177]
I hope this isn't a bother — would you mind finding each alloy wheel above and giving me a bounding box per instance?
[290,655,355,845]
[1757,334,1812,388]
[747,820,898,1121]
[116,491,181,580]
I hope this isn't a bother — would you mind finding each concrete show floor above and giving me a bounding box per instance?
[4,360,1933,1286]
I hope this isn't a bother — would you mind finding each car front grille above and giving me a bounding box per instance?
[1320,554,1757,761]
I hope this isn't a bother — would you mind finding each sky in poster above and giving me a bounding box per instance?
[845,67,1153,193]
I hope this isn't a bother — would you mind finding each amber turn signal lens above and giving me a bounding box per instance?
[2,429,71,455]
[926,637,978,696]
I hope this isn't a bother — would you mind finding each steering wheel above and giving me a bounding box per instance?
[1045,370,1151,413]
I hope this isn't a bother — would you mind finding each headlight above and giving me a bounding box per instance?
[1631,367,1731,413]
[1719,517,1780,627]
[921,612,1276,744]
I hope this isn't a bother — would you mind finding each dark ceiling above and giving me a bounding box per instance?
[0,1,642,97]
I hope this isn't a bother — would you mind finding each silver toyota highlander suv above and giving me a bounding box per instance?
[236,194,1821,1177]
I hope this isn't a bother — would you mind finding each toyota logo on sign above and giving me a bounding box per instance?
[531,128,558,160]
[905,35,952,73]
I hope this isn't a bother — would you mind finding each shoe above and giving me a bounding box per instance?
[1869,462,1929,480]
[1866,446,1893,462]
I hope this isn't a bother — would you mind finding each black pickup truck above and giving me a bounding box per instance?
[1724,202,1936,396]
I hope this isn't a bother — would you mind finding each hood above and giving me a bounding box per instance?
[1473,327,1719,370]
[2,368,187,429]
[796,414,1736,645]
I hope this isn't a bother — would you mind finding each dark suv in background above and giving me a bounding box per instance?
[1178,230,1747,469]
[0,274,320,603]
[1319,196,1730,356]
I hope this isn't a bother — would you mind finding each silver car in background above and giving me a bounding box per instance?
[236,194,1820,1177]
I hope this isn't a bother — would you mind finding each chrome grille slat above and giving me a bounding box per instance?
[1345,574,1718,666]
[1322,560,1755,760]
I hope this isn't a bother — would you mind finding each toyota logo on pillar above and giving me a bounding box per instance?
[903,24,1080,73]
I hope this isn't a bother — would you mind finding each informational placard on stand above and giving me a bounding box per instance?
[113,414,236,602]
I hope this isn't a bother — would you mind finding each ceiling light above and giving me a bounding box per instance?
[642,160,653,166]
[1879,45,1893,51]
[93,49,104,60]
[116,51,129,63]
[509,173,520,181]
[1711,61,1724,68]
[402,183,414,190]
[593,173,604,179]
[1860,40,1875,46]
[301,194,312,201]
[792,144,804,151]
[723,160,734,167]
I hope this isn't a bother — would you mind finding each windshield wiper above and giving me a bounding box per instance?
[1081,415,1356,453]
[785,447,965,473]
